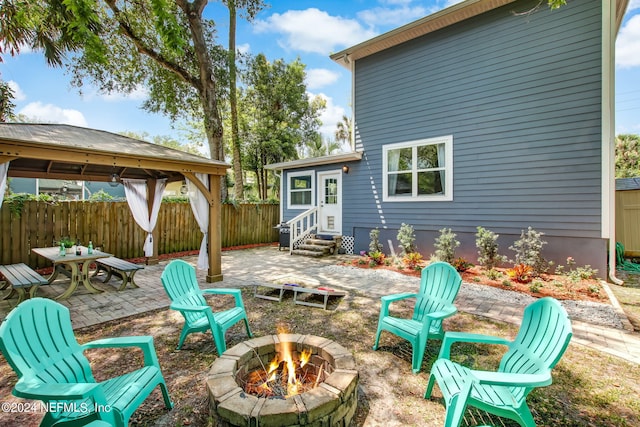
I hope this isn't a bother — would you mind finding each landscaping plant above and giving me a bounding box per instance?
[369,228,383,254]
[396,223,416,256]
[402,252,424,270]
[434,227,459,264]
[509,226,549,275]
[475,226,507,270]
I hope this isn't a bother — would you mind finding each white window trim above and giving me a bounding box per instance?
[287,170,316,210]
[382,135,453,202]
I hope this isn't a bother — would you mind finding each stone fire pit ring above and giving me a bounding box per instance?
[208,334,359,427]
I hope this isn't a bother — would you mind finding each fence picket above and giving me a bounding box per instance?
[0,201,279,266]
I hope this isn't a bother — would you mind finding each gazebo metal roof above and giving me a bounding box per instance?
[0,123,229,282]
[0,123,228,183]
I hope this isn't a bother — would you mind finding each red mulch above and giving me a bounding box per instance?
[342,259,607,303]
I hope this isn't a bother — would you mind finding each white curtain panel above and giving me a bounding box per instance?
[186,173,210,269]
[123,178,167,257]
[0,161,8,206]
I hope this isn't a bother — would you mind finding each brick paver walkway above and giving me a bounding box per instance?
[1,245,639,364]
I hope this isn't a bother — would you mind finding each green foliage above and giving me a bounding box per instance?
[59,237,75,248]
[368,251,386,266]
[241,54,325,199]
[615,134,640,178]
[509,226,549,275]
[162,195,189,203]
[434,227,459,264]
[475,226,507,270]
[0,80,16,122]
[396,223,416,256]
[547,0,567,9]
[485,269,502,281]
[529,280,544,293]
[369,228,383,254]
[4,193,38,217]
[89,189,114,201]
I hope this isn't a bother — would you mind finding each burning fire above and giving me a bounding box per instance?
[243,327,321,398]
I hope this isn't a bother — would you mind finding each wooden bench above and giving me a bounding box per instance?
[93,257,144,290]
[0,263,50,303]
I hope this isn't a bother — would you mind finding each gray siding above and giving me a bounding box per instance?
[345,0,604,268]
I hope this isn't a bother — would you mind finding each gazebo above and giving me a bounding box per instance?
[0,123,229,282]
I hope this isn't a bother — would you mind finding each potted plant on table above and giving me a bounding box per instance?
[59,237,75,254]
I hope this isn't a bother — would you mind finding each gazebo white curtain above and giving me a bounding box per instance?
[0,161,8,206]
[186,173,209,269]
[123,178,167,257]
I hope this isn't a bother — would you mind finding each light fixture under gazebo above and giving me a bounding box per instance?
[109,172,119,187]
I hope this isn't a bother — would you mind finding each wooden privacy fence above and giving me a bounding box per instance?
[0,201,280,268]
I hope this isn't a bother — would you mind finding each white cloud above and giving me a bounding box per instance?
[629,0,640,12]
[616,14,640,68]
[254,8,377,54]
[18,101,88,127]
[357,5,428,27]
[7,80,26,101]
[306,68,340,90]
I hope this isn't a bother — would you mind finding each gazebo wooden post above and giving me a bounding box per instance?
[146,178,159,265]
[207,174,223,282]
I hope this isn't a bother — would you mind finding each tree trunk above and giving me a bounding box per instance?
[183,0,227,200]
[228,0,244,201]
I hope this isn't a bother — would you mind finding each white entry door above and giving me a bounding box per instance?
[317,170,342,235]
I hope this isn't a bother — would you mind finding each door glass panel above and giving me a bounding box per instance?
[324,178,338,204]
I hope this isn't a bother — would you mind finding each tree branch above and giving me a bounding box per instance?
[103,0,200,90]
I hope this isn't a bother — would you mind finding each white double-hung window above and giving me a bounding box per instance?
[383,135,453,202]
[287,170,315,209]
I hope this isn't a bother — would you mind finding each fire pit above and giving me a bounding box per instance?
[208,333,358,427]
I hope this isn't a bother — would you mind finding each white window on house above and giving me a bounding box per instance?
[287,170,315,209]
[383,135,453,202]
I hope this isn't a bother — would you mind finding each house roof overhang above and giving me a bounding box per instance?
[331,0,630,68]
[0,123,229,183]
[264,151,363,171]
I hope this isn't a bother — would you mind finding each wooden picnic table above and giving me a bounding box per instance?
[32,246,112,300]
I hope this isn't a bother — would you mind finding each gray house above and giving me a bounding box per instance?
[266,0,629,278]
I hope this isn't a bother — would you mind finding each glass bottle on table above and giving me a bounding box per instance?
[88,241,93,254]
[59,242,66,257]
[75,240,81,256]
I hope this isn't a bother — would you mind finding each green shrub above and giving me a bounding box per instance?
[397,223,416,256]
[509,226,549,275]
[475,226,507,270]
[434,228,459,264]
[369,228,383,254]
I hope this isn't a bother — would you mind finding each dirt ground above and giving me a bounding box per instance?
[1,286,640,426]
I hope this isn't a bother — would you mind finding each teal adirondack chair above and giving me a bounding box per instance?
[161,259,252,355]
[425,297,573,427]
[0,298,173,427]
[373,261,463,373]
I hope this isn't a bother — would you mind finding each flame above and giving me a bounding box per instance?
[300,348,311,367]
[243,326,317,398]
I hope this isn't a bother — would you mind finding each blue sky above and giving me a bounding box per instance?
[2,0,640,152]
